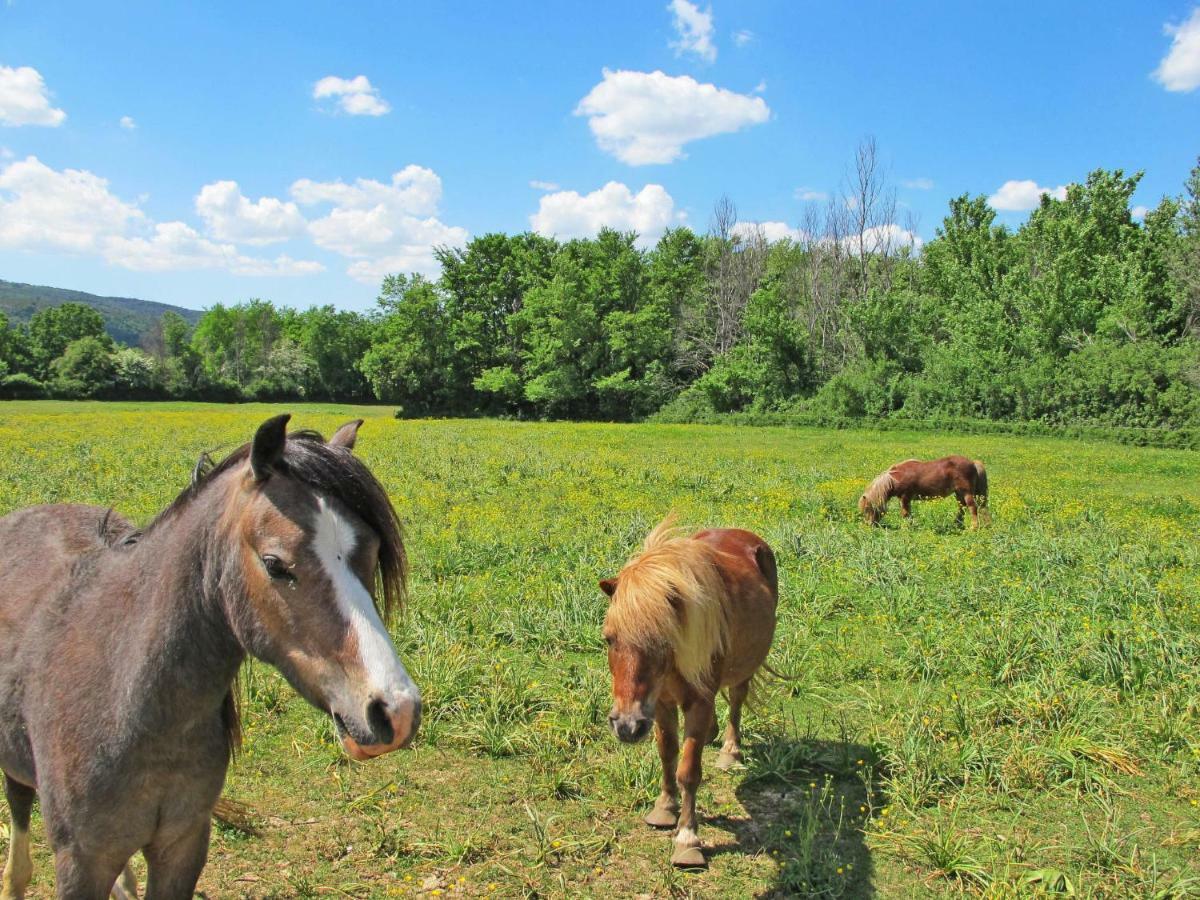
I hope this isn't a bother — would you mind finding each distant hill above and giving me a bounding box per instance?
[0,279,203,347]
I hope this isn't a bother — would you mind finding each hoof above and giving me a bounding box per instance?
[644,805,679,828]
[715,750,742,771]
[671,845,707,868]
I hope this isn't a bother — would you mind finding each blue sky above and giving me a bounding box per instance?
[1,0,1198,311]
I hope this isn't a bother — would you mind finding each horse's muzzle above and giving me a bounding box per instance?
[610,713,652,744]
[335,693,421,760]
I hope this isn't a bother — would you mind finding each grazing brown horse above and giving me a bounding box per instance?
[859,455,989,527]
[0,415,420,900]
[599,518,778,868]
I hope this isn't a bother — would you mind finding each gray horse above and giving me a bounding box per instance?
[0,415,420,899]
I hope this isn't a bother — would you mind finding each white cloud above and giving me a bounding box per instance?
[105,222,323,275]
[195,180,307,245]
[0,155,142,252]
[902,177,934,190]
[575,69,770,165]
[848,224,924,254]
[753,79,767,93]
[1132,204,1150,219]
[987,179,1068,211]
[669,0,717,63]
[292,165,468,282]
[0,147,12,160]
[732,221,804,243]
[0,65,66,127]
[529,179,560,191]
[0,155,322,276]
[119,115,136,130]
[1153,7,1200,92]
[530,181,681,247]
[732,29,755,48]
[313,75,390,116]
[794,187,828,202]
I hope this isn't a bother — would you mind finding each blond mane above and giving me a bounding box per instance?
[859,470,896,514]
[604,516,729,689]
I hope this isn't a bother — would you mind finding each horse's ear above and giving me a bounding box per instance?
[251,414,291,481]
[329,419,364,450]
[599,578,617,597]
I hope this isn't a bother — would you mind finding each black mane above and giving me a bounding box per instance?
[148,428,407,620]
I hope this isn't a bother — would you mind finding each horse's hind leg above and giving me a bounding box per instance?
[645,702,680,828]
[110,860,138,899]
[716,680,751,771]
[143,819,210,900]
[956,491,978,529]
[1,776,35,900]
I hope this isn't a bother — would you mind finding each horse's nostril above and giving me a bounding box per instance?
[365,698,394,745]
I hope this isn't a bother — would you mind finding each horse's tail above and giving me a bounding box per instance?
[972,460,988,505]
[972,460,991,524]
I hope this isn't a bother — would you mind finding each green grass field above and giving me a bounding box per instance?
[0,402,1197,898]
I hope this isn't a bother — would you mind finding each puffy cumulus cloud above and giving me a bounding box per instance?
[987,179,1068,211]
[105,222,323,275]
[575,69,769,165]
[119,115,136,130]
[312,75,390,116]
[530,181,682,247]
[195,180,307,245]
[0,156,321,275]
[0,66,66,127]
[669,0,717,63]
[1132,205,1150,219]
[0,155,142,252]
[732,221,805,243]
[1154,7,1200,92]
[292,165,468,282]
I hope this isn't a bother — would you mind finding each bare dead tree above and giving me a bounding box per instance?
[672,196,769,375]
[844,136,899,302]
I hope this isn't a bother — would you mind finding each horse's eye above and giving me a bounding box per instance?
[261,555,295,582]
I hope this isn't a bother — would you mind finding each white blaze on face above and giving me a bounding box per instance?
[312,497,417,705]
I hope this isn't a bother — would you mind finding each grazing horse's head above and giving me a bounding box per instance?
[599,519,728,744]
[221,415,420,760]
[859,470,895,525]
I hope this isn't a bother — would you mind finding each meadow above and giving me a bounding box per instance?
[0,401,1197,898]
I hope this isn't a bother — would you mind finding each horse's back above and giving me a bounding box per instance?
[692,529,778,685]
[0,504,126,633]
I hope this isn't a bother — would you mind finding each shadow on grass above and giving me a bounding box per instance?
[707,736,881,898]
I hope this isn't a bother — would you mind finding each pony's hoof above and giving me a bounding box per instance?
[715,750,742,771]
[644,805,679,828]
[671,845,707,868]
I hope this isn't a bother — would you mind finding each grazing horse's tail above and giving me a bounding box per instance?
[972,460,990,522]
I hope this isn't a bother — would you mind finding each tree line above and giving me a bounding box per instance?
[2,144,1197,431]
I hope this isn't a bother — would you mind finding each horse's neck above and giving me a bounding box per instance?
[110,492,245,729]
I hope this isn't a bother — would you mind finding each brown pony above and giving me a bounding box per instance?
[0,416,420,899]
[859,455,989,527]
[599,518,778,868]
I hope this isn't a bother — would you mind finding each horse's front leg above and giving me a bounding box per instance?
[899,496,912,518]
[143,820,209,900]
[52,848,127,900]
[1,776,35,900]
[671,698,714,868]
[645,702,680,828]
